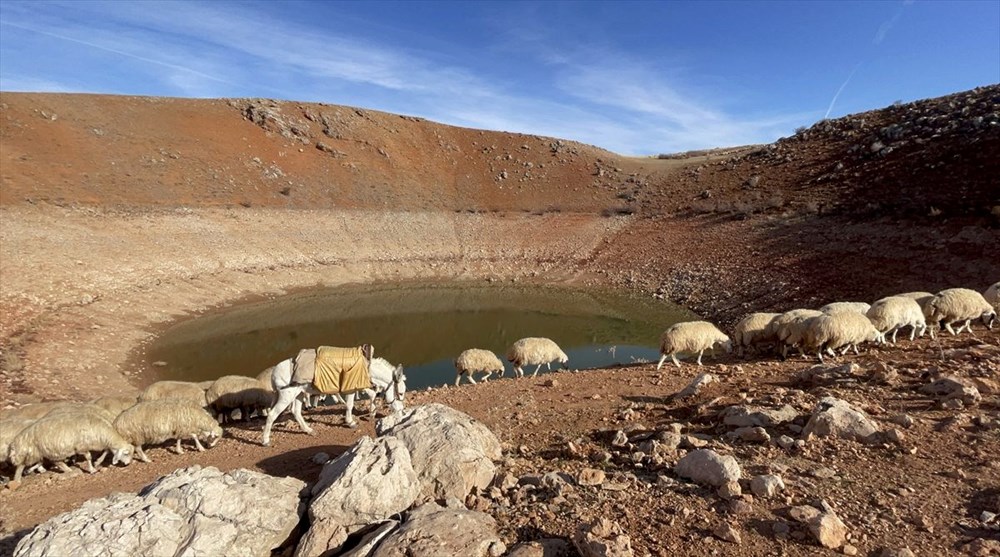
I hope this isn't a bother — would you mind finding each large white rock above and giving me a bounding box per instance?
[370,502,504,557]
[14,493,187,557]
[802,397,880,444]
[674,449,742,487]
[15,466,306,557]
[377,404,501,501]
[296,436,420,557]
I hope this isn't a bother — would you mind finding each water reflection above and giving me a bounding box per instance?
[140,283,695,390]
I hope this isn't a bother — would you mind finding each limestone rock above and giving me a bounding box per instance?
[15,466,306,557]
[802,397,880,443]
[573,518,633,557]
[377,404,501,501]
[750,474,785,498]
[722,404,798,427]
[674,449,742,487]
[674,373,715,400]
[371,502,503,557]
[296,436,420,557]
[506,538,573,557]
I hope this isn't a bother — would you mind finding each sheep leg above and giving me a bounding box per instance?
[192,435,206,452]
[890,328,899,344]
[817,349,825,363]
[26,463,44,474]
[56,461,73,474]
[174,438,185,454]
[945,321,958,336]
[532,364,543,377]
[455,373,464,386]
[672,354,681,368]
[656,354,668,370]
[13,465,24,482]
[135,445,151,463]
[94,451,107,467]
[80,452,96,473]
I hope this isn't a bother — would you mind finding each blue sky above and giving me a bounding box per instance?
[1,1,997,155]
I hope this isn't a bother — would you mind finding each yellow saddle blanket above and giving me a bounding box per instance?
[313,346,372,395]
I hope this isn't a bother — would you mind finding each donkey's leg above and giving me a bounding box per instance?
[364,388,378,418]
[292,392,315,435]
[262,386,300,446]
[344,393,358,429]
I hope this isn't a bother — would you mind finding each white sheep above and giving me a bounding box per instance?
[89,396,139,419]
[767,309,824,358]
[866,296,927,343]
[42,402,116,423]
[113,399,222,463]
[985,282,999,312]
[506,337,569,378]
[803,312,883,363]
[1,417,36,468]
[140,380,208,407]
[656,321,732,369]
[8,413,133,482]
[455,349,505,385]
[1,401,75,422]
[925,288,997,337]
[819,302,872,315]
[205,375,275,422]
[731,312,780,357]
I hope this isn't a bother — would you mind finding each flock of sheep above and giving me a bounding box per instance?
[0,369,290,484]
[1,283,996,485]
[455,285,999,382]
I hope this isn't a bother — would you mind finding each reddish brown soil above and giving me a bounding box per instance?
[0,87,998,555]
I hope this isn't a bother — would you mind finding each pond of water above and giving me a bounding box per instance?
[140,282,696,391]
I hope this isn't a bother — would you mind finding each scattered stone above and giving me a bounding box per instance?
[879,548,916,557]
[674,373,715,400]
[713,523,742,544]
[506,538,573,557]
[750,475,785,498]
[843,544,859,555]
[675,449,742,487]
[573,518,633,557]
[890,413,914,428]
[717,481,742,500]
[963,537,1000,556]
[611,430,629,447]
[734,426,771,443]
[776,435,796,449]
[577,468,606,487]
[722,404,798,427]
[797,363,859,386]
[802,397,880,444]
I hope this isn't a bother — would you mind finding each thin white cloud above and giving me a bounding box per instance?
[0,0,811,154]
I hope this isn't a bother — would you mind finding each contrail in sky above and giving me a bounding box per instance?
[825,62,862,119]
[0,19,236,86]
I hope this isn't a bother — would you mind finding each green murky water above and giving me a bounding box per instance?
[140,283,696,390]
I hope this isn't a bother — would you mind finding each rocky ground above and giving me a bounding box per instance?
[1,86,998,555]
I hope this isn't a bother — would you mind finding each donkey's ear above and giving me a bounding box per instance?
[362,344,374,360]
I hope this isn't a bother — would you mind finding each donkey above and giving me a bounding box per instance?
[261,350,406,446]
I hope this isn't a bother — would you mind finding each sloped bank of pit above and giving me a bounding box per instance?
[0,206,640,403]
